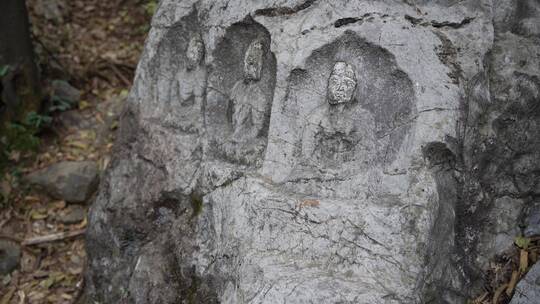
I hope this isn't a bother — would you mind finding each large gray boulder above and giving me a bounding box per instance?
[85,0,540,303]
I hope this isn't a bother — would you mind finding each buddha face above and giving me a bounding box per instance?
[186,34,205,70]
[244,40,265,81]
[327,62,357,105]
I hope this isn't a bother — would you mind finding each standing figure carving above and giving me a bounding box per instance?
[179,33,206,103]
[229,39,268,142]
[176,33,207,133]
[204,23,277,168]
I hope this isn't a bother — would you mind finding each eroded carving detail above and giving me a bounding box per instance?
[243,39,265,81]
[174,33,207,133]
[302,105,376,164]
[225,39,270,142]
[327,62,357,105]
[186,33,205,70]
[230,82,266,142]
[301,61,367,163]
[205,23,276,167]
[282,32,417,176]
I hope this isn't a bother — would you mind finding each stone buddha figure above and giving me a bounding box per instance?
[186,33,205,71]
[301,61,376,166]
[175,33,207,132]
[179,33,206,102]
[229,39,268,142]
[243,39,264,82]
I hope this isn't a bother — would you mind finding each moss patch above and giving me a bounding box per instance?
[190,192,203,217]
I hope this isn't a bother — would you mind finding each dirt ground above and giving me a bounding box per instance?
[0,0,151,302]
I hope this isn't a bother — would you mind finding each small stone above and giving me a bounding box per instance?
[57,110,93,131]
[509,262,540,304]
[0,240,21,275]
[57,205,86,224]
[51,80,81,105]
[25,161,99,204]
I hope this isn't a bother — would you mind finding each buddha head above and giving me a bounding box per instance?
[327,62,357,105]
[186,33,205,70]
[243,39,265,82]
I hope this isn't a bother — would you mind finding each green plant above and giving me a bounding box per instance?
[0,65,9,77]
[3,123,39,152]
[25,111,52,129]
[144,0,157,16]
[190,192,203,217]
[49,95,74,112]
[0,111,46,181]
[515,236,531,249]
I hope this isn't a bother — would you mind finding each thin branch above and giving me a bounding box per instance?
[22,229,86,246]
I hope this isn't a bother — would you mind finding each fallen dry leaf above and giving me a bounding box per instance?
[30,209,48,220]
[17,291,25,304]
[53,200,67,210]
[67,141,89,150]
[40,276,56,289]
[24,196,41,204]
[75,217,88,229]
[79,100,91,110]
[0,287,16,304]
[9,150,21,162]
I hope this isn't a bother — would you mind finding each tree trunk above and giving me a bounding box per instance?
[0,0,41,129]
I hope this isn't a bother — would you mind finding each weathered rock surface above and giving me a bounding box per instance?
[85,0,540,303]
[524,201,540,238]
[510,263,540,304]
[26,161,99,203]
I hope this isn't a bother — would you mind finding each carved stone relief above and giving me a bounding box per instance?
[186,33,205,70]
[205,22,276,167]
[175,32,207,133]
[243,39,265,82]
[327,61,357,105]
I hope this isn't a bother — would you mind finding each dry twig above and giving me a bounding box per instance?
[22,229,86,246]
